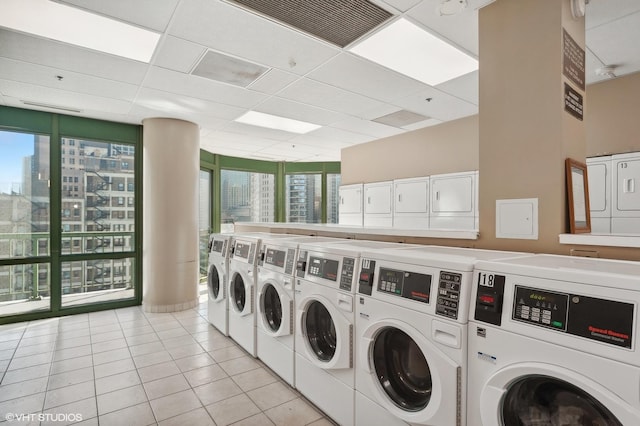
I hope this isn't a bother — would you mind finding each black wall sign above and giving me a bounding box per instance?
[563,29,585,91]
[564,83,583,121]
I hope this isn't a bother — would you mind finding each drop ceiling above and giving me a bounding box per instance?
[0,0,638,162]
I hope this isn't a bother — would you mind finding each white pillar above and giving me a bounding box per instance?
[142,118,200,312]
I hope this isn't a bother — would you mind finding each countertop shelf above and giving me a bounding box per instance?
[559,233,640,248]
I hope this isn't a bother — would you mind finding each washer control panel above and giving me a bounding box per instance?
[436,271,462,319]
[339,257,356,291]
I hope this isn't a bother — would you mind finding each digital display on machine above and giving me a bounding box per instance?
[512,285,634,348]
[308,256,339,281]
[265,248,286,268]
[234,242,251,259]
[378,267,431,304]
[212,240,224,253]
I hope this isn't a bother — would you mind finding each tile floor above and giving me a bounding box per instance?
[0,302,336,426]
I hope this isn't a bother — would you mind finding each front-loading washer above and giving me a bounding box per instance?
[255,235,342,387]
[207,233,234,335]
[468,254,640,426]
[294,240,409,426]
[355,246,526,426]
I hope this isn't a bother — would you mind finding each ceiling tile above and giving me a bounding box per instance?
[586,12,640,79]
[307,126,376,145]
[256,97,346,126]
[143,66,267,109]
[585,0,640,29]
[307,53,430,102]
[393,86,478,121]
[278,78,388,116]
[407,1,479,55]
[0,57,139,101]
[378,0,422,13]
[134,87,244,121]
[154,36,207,73]
[56,0,180,32]
[402,117,443,131]
[0,29,148,84]
[248,69,299,95]
[435,70,478,105]
[330,117,404,138]
[585,48,608,84]
[169,0,340,75]
[221,121,297,141]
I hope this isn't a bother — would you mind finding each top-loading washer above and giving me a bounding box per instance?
[468,254,640,426]
[255,235,342,387]
[355,245,527,426]
[294,239,411,426]
[207,233,234,335]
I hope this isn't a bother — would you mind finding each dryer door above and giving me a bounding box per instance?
[208,263,225,303]
[229,269,252,317]
[481,363,638,426]
[360,319,460,425]
[298,294,352,370]
[258,280,292,336]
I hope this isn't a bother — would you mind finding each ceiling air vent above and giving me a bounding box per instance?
[373,110,430,128]
[229,0,392,47]
[191,50,270,87]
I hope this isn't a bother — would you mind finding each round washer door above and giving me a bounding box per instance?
[229,271,252,316]
[298,295,352,370]
[208,264,224,302]
[502,376,623,426]
[259,282,292,336]
[372,327,432,412]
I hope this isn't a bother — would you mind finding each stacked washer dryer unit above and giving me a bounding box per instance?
[294,240,408,426]
[255,235,341,387]
[468,254,640,426]
[207,233,234,335]
[355,246,526,426]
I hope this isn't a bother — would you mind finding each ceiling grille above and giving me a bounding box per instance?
[229,0,393,47]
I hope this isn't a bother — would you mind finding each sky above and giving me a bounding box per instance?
[0,130,36,194]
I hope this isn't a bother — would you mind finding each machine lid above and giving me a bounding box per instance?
[502,375,623,425]
[305,300,337,362]
[261,283,282,332]
[208,264,220,300]
[373,327,432,412]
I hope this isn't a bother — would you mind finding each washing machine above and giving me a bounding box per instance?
[468,254,640,426]
[294,240,409,426]
[207,233,234,335]
[255,236,342,387]
[355,245,527,426]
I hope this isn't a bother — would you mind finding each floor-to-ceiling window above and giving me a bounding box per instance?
[199,169,212,282]
[285,174,322,223]
[220,170,275,233]
[327,173,341,224]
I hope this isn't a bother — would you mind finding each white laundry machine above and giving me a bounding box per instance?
[355,245,526,426]
[207,233,234,335]
[468,254,640,426]
[255,235,342,387]
[294,240,408,426]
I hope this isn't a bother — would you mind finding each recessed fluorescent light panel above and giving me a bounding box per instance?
[349,18,478,86]
[1,0,160,62]
[236,111,321,134]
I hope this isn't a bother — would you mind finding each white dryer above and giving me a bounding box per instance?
[468,254,640,426]
[207,233,234,335]
[294,240,407,426]
[355,246,526,426]
[255,235,341,387]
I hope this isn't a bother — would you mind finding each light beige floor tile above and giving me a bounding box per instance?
[231,413,276,426]
[14,342,56,357]
[137,360,181,383]
[71,417,99,426]
[1,363,51,385]
[133,350,173,368]
[53,344,92,362]
[167,343,205,360]
[160,335,199,349]
[89,323,121,335]
[95,370,141,395]
[125,332,159,346]
[307,418,336,426]
[97,384,148,415]
[193,377,243,406]
[232,367,277,392]
[98,401,156,426]
[0,348,15,361]
[143,373,190,400]
[205,393,261,426]
[40,396,97,426]
[158,407,215,426]
[156,328,190,340]
[44,380,95,409]
[197,335,237,352]
[218,356,260,376]
[54,335,92,350]
[92,348,131,366]
[47,366,94,390]
[13,334,54,348]
[0,391,45,417]
[264,398,323,426]
[129,341,165,357]
[0,376,49,402]
[183,364,228,388]
[246,382,298,411]
[51,355,93,375]
[175,352,215,372]
[149,389,202,422]
[93,357,136,379]
[91,337,128,354]
[151,321,182,332]
[122,325,155,338]
[209,345,246,363]
[8,351,53,370]
[91,330,124,344]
